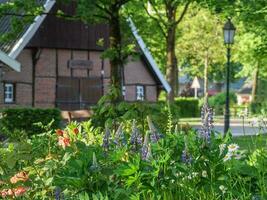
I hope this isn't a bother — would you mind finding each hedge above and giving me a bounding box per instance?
[173,97,199,118]
[0,108,61,137]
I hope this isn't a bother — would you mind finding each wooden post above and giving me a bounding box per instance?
[194,88,197,99]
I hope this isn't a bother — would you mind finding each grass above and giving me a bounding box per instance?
[233,134,267,151]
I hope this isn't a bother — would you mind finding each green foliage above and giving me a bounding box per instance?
[208,92,237,115]
[0,108,61,138]
[250,101,267,115]
[92,99,180,133]
[250,79,267,115]
[173,97,199,118]
[178,5,225,80]
[92,94,199,131]
[0,0,46,42]
[1,116,267,199]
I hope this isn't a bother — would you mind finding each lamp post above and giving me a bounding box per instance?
[223,18,236,134]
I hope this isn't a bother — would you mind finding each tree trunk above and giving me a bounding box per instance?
[251,61,259,102]
[204,53,209,104]
[166,6,177,103]
[109,8,123,102]
[166,26,177,102]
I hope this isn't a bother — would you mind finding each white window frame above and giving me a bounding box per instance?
[122,86,126,97]
[136,85,145,101]
[4,83,15,103]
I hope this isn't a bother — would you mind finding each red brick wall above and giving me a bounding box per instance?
[0,49,33,107]
[124,58,158,102]
[34,48,56,107]
[0,48,159,109]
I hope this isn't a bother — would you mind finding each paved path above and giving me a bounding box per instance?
[193,124,267,136]
[182,118,267,136]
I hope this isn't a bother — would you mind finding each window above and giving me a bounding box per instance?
[122,86,126,97]
[136,85,145,101]
[4,83,15,103]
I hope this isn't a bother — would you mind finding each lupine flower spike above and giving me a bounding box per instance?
[147,116,162,142]
[102,127,111,151]
[130,120,143,150]
[181,149,192,164]
[141,132,149,160]
[114,123,126,147]
[142,144,153,161]
[54,187,64,200]
[90,152,99,171]
[199,104,214,144]
[174,124,178,134]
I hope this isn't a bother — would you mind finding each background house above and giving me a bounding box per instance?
[0,0,170,110]
[236,81,252,105]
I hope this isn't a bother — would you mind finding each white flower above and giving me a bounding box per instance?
[202,170,207,178]
[223,153,232,162]
[192,172,198,178]
[219,144,226,155]
[219,185,227,194]
[227,143,239,152]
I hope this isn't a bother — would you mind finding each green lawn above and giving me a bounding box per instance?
[233,134,267,151]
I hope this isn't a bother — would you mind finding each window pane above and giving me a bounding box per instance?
[4,83,14,103]
[136,86,144,101]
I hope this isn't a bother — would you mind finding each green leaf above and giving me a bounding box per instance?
[0,166,4,175]
[78,192,90,200]
[44,177,53,186]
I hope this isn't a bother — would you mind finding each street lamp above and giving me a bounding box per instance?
[223,18,236,134]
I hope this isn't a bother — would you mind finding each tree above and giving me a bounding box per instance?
[138,0,192,102]
[234,32,267,102]
[177,6,225,102]
[73,0,134,102]
[233,0,267,102]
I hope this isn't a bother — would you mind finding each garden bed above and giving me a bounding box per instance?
[0,106,266,199]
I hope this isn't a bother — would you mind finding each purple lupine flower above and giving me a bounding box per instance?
[181,149,192,164]
[141,133,150,160]
[199,104,214,143]
[147,116,162,143]
[102,127,111,151]
[113,123,126,147]
[141,145,148,160]
[54,187,64,200]
[130,120,143,150]
[144,144,153,161]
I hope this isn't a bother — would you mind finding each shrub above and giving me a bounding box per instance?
[92,101,179,132]
[250,101,267,115]
[0,108,61,137]
[208,92,237,115]
[92,95,198,131]
[173,97,199,118]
